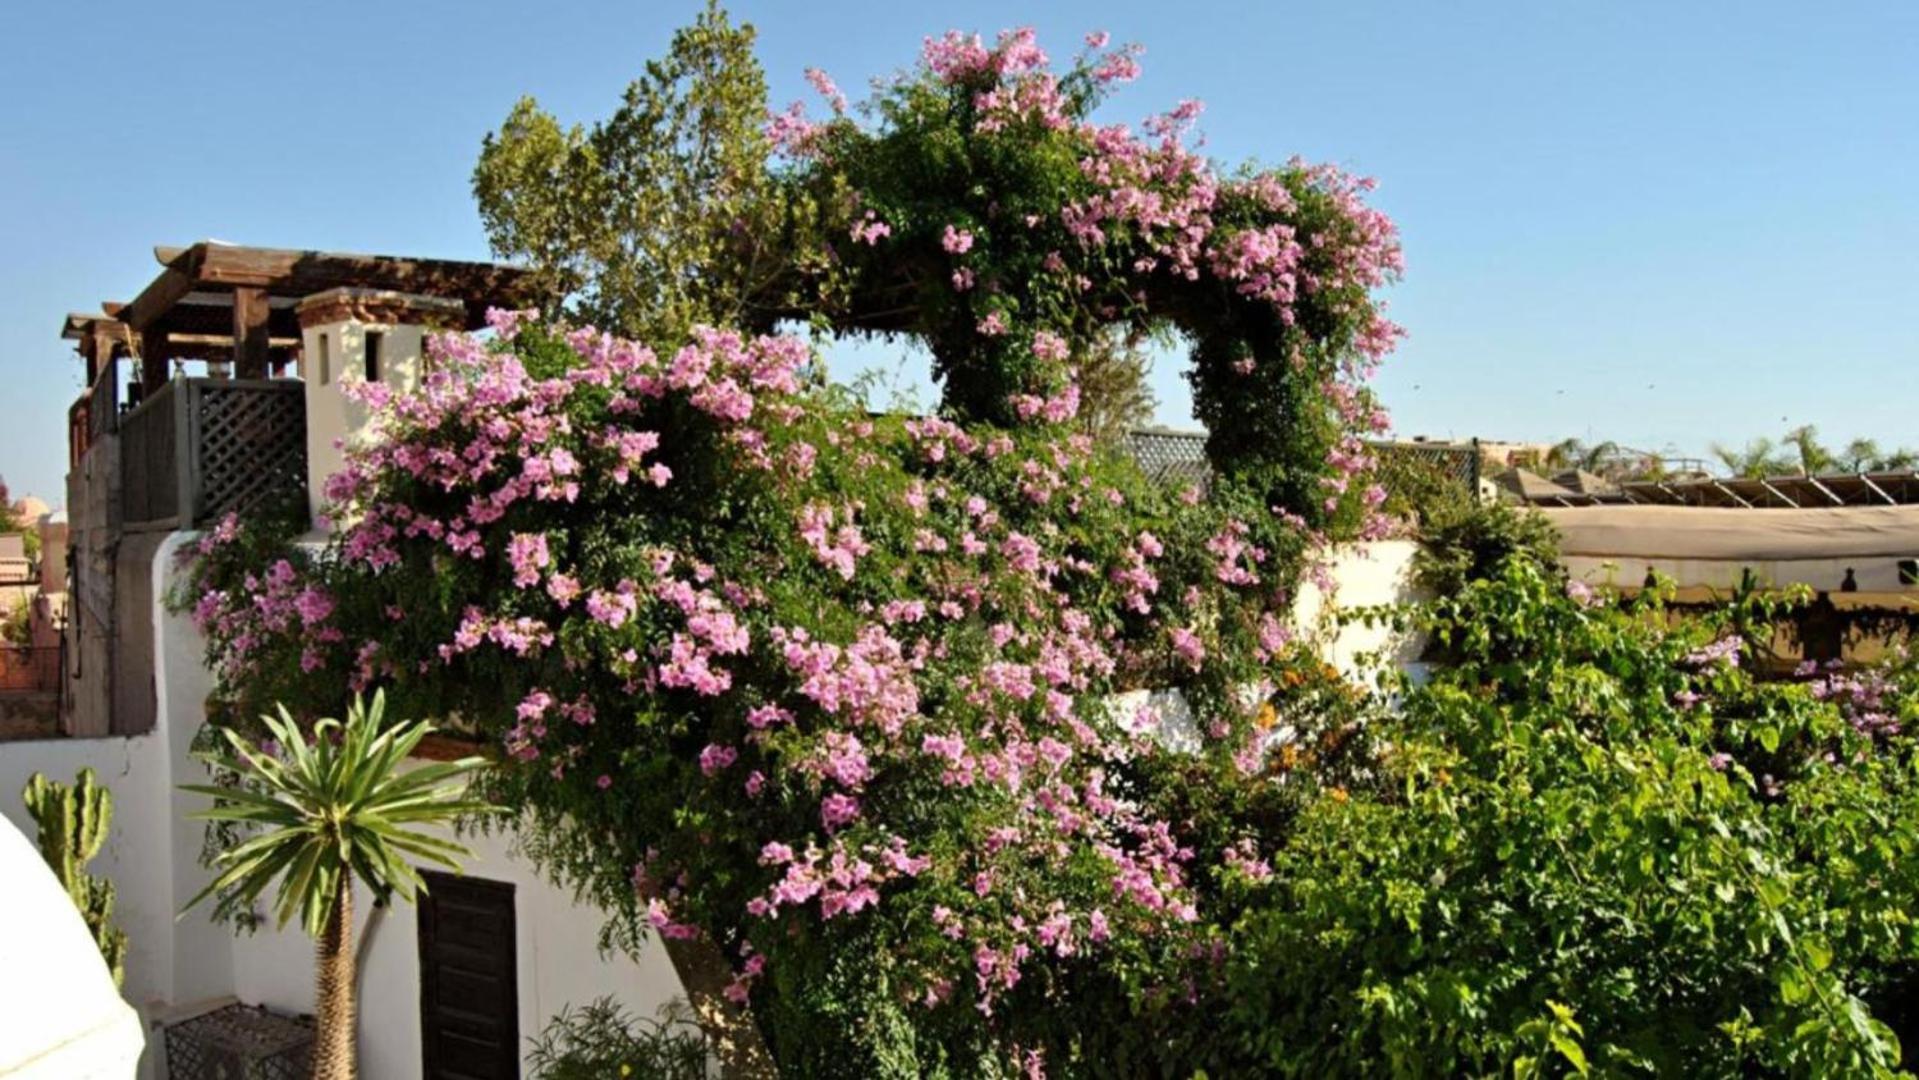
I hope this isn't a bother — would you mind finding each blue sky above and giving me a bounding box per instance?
[3,1,1915,503]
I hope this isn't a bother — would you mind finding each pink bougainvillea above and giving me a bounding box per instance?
[186,23,1410,1075]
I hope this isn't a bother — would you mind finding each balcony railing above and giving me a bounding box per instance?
[120,377,308,530]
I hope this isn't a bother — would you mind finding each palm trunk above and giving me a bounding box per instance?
[312,875,357,1080]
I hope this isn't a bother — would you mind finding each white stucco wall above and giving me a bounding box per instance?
[1294,539,1427,679]
[301,319,429,527]
[0,533,219,1078]
[0,732,172,1017]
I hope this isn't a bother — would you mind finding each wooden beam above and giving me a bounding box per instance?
[141,328,171,395]
[1803,476,1846,506]
[192,243,531,325]
[87,326,123,387]
[1858,474,1898,506]
[118,260,199,333]
[231,286,270,378]
[1708,480,1754,509]
[118,241,532,335]
[1757,479,1801,508]
[149,300,301,339]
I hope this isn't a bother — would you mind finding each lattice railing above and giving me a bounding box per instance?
[120,378,307,528]
[1371,440,1481,503]
[1124,430,1482,506]
[192,381,307,524]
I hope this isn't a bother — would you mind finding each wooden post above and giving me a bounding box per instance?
[140,328,171,396]
[232,286,270,379]
[81,332,102,388]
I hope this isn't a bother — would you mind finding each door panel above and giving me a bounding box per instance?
[419,873,519,1080]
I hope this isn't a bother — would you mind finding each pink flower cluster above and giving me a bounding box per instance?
[797,503,871,580]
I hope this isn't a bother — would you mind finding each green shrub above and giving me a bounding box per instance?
[1219,560,1919,1077]
[1413,498,1561,597]
[527,998,708,1080]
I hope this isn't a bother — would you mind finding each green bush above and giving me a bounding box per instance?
[1218,560,1919,1077]
[527,998,708,1080]
[1412,498,1561,597]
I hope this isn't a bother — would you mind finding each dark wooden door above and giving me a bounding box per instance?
[418,872,520,1079]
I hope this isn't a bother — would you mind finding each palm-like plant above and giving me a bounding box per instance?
[183,693,495,1080]
[1710,437,1794,480]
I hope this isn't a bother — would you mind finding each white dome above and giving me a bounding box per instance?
[0,817,145,1078]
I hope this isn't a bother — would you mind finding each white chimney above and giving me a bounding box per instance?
[295,288,464,528]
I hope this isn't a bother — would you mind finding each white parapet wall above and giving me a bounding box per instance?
[1293,539,1427,680]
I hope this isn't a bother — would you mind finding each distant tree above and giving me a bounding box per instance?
[1782,425,1836,476]
[1633,453,1673,481]
[472,3,1160,437]
[1545,438,1619,474]
[1711,428,1914,479]
[1710,437,1795,479]
[1076,328,1157,443]
[1841,437,1918,473]
[472,2,786,344]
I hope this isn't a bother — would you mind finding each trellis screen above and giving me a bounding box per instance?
[1125,430,1480,504]
[119,378,307,528]
[192,381,308,523]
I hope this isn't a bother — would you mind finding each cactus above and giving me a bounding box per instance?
[22,769,129,987]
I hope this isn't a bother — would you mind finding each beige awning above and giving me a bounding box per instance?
[1541,504,1919,561]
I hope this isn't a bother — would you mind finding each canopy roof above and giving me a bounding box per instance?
[1541,504,1919,561]
[62,242,535,381]
[1496,467,1578,501]
[1520,470,1919,508]
[113,242,532,339]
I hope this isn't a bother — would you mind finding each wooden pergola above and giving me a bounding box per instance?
[65,242,533,395]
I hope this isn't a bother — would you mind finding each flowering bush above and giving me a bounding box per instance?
[182,303,1374,1073]
[175,21,1539,1076]
[774,27,1401,535]
[177,21,1919,1077]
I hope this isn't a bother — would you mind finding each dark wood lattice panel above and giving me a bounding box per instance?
[192,382,308,525]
